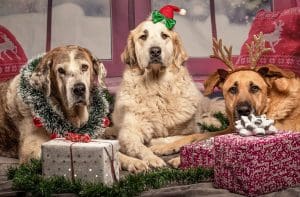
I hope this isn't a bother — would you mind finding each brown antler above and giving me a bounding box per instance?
[246,32,271,69]
[210,38,235,71]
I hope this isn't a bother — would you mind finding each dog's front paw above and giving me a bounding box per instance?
[144,155,166,168]
[127,159,149,173]
[167,157,181,168]
[150,144,180,156]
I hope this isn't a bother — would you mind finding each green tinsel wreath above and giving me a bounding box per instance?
[18,55,109,136]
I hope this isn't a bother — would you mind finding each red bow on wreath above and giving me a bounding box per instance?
[50,132,91,142]
[65,132,91,143]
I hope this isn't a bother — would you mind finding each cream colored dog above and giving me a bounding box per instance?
[0,45,106,163]
[111,19,225,173]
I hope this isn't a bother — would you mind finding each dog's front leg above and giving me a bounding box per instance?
[18,119,49,163]
[118,126,166,170]
[151,126,233,156]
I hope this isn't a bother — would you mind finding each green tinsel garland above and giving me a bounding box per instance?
[198,112,229,132]
[7,159,213,197]
[18,56,109,136]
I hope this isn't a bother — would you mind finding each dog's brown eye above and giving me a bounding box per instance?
[161,33,169,40]
[58,68,65,75]
[81,64,89,72]
[250,85,260,93]
[229,86,238,95]
[139,34,147,41]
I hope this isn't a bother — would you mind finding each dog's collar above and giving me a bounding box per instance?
[18,55,110,136]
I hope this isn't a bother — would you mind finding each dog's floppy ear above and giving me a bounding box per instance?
[81,47,107,89]
[173,32,188,67]
[93,58,107,89]
[121,32,136,66]
[29,53,52,96]
[257,64,295,93]
[203,69,228,96]
[257,64,295,79]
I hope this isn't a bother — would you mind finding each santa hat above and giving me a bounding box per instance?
[159,5,186,18]
[152,5,186,29]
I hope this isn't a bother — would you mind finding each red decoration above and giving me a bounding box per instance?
[0,25,27,81]
[236,7,300,75]
[102,117,111,128]
[65,132,91,143]
[159,5,186,19]
[33,117,43,128]
[50,133,59,139]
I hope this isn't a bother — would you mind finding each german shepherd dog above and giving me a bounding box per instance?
[149,33,300,167]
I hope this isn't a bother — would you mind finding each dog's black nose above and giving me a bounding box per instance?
[236,102,252,117]
[150,47,161,58]
[73,83,86,96]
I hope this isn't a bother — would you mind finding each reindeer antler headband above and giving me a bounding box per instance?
[210,32,271,71]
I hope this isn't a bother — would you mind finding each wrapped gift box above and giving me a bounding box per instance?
[180,138,214,169]
[214,132,300,196]
[42,139,119,185]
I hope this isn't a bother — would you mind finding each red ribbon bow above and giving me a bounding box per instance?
[65,132,91,143]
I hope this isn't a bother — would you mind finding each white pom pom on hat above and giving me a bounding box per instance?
[179,8,186,16]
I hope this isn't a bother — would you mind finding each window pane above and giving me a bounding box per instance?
[215,0,271,54]
[152,0,212,57]
[0,0,47,58]
[51,0,111,59]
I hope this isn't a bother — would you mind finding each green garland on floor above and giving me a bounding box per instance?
[198,112,229,132]
[7,159,213,197]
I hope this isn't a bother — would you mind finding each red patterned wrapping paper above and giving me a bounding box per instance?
[180,138,214,169]
[214,132,300,196]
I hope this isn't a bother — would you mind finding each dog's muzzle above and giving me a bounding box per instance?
[235,101,253,119]
[73,82,86,96]
[149,46,162,64]
[72,82,87,105]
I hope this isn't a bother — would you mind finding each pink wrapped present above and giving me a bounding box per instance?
[180,138,214,169]
[214,132,300,196]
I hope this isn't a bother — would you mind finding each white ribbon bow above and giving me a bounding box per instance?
[235,114,277,137]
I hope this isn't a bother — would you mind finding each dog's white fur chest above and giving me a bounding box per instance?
[114,67,200,138]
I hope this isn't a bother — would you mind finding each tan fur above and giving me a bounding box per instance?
[0,45,106,163]
[204,64,300,131]
[112,20,225,172]
[147,65,300,169]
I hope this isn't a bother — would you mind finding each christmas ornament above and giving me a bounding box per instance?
[101,117,111,128]
[152,5,186,29]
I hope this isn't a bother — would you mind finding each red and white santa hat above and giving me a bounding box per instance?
[159,5,186,18]
[152,5,186,29]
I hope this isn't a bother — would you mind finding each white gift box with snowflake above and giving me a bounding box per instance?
[42,139,119,185]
